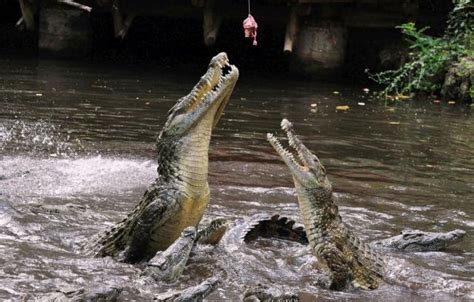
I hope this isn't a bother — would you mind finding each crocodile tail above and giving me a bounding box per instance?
[220,214,308,249]
[226,213,271,245]
[243,214,308,245]
[346,229,385,290]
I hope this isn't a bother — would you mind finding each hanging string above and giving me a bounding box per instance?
[243,0,258,46]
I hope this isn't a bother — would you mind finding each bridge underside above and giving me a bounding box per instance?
[11,0,450,75]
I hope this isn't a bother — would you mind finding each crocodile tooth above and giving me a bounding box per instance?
[288,136,296,148]
[281,118,293,131]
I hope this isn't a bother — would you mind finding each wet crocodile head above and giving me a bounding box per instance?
[267,118,331,196]
[373,228,466,252]
[156,52,239,183]
[142,226,197,283]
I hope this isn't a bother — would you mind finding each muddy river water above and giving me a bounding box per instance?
[0,58,473,301]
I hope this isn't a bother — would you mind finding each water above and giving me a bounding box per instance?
[0,58,473,301]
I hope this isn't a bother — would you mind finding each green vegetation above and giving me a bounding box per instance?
[370,0,473,100]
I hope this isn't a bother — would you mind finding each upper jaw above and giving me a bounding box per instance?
[164,53,239,135]
[266,119,312,181]
[182,52,238,128]
[281,119,315,167]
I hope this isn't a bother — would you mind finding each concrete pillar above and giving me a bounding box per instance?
[38,4,92,58]
[292,23,347,76]
[112,0,136,39]
[284,7,298,53]
[203,0,222,46]
[284,5,311,53]
[18,0,37,30]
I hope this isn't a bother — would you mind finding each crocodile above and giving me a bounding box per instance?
[85,52,239,264]
[38,277,219,302]
[40,227,218,301]
[154,277,220,302]
[141,226,220,301]
[371,228,466,252]
[207,214,465,253]
[195,218,228,245]
[37,285,123,302]
[141,226,197,283]
[243,284,298,302]
[192,214,465,300]
[267,119,385,290]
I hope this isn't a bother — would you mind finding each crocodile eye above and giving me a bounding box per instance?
[321,166,326,174]
[172,106,186,116]
[157,259,169,270]
[403,234,419,240]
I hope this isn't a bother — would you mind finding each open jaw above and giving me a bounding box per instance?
[174,52,239,129]
[266,119,314,179]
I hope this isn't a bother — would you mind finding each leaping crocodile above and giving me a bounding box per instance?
[267,119,386,290]
[264,119,467,290]
[85,52,239,264]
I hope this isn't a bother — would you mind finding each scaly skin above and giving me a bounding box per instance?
[155,277,219,302]
[37,286,122,302]
[243,284,298,302]
[267,119,385,290]
[85,53,239,263]
[195,218,228,245]
[141,226,197,283]
[41,228,217,300]
[371,228,466,252]
[208,214,308,249]
[219,214,465,252]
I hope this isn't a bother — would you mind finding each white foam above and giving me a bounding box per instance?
[1,156,156,201]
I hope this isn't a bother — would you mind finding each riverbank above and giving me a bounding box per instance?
[370,1,473,103]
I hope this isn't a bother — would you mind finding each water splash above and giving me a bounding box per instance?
[0,156,156,202]
[0,120,84,157]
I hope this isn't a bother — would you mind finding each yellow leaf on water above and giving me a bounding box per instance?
[396,94,411,100]
[336,105,349,111]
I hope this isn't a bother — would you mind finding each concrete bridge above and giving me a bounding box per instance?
[11,0,445,74]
